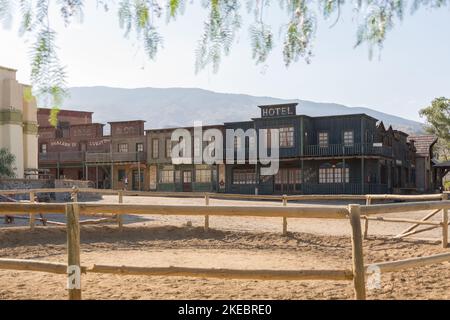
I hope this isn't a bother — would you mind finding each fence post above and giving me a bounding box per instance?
[71,187,78,203]
[204,194,210,232]
[117,191,123,230]
[66,203,82,300]
[348,204,366,300]
[29,191,35,230]
[282,195,288,236]
[363,196,372,239]
[442,193,449,248]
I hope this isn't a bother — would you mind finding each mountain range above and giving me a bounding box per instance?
[59,86,425,134]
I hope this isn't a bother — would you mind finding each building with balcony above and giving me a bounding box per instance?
[0,66,38,178]
[223,103,418,195]
[38,110,148,190]
[38,108,111,187]
[96,120,147,190]
[146,125,224,192]
[38,102,436,195]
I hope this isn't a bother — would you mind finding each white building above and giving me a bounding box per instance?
[0,66,38,178]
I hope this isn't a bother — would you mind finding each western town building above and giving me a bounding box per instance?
[0,66,38,178]
[37,103,442,194]
[38,110,147,190]
[146,125,224,192]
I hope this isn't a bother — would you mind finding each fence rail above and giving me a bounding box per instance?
[1,188,449,300]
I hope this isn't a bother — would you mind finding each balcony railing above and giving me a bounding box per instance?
[302,183,388,195]
[39,152,146,163]
[85,152,146,163]
[303,143,393,158]
[39,152,85,163]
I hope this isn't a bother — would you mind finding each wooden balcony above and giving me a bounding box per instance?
[303,143,393,158]
[85,152,146,163]
[39,152,85,163]
[39,152,146,164]
[302,183,389,195]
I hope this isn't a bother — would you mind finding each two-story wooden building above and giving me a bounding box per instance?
[38,108,111,187]
[146,125,224,192]
[225,103,418,195]
[38,110,147,190]
[38,103,432,195]
[82,120,147,190]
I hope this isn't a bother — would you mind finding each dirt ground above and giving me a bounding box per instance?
[1,195,449,300]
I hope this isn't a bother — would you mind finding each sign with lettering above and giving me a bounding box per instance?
[50,141,78,148]
[89,139,110,147]
[260,104,297,118]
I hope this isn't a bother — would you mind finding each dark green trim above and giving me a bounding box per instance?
[0,109,23,125]
[23,122,38,134]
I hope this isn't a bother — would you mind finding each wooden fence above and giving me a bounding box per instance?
[0,196,450,300]
[1,187,447,236]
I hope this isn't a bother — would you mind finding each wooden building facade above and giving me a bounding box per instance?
[146,125,224,193]
[38,103,434,194]
[225,104,417,195]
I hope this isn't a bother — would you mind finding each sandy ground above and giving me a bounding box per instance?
[1,195,449,300]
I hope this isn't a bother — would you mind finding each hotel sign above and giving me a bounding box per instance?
[260,104,297,118]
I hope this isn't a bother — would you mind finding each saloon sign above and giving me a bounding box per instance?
[259,104,297,118]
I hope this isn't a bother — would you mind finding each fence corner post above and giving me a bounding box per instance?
[348,204,366,300]
[66,203,82,300]
[29,191,35,230]
[282,195,288,236]
[204,193,210,232]
[442,193,449,248]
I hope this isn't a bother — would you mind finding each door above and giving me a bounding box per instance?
[274,168,301,194]
[183,171,192,192]
[132,170,144,191]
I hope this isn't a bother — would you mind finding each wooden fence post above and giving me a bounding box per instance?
[117,191,123,230]
[204,194,210,232]
[282,195,288,236]
[348,204,366,300]
[66,203,82,300]
[363,196,371,239]
[29,191,35,230]
[442,193,449,248]
[71,187,78,203]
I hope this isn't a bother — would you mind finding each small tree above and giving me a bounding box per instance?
[419,97,450,161]
[0,148,16,178]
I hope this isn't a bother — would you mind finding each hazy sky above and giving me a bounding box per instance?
[1,2,449,123]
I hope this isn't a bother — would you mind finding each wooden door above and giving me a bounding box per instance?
[183,171,192,192]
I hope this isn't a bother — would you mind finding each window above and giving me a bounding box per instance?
[234,136,242,150]
[175,170,181,183]
[56,121,70,139]
[166,139,172,158]
[41,144,47,154]
[279,127,294,147]
[233,169,257,185]
[118,169,126,181]
[118,143,128,153]
[275,168,302,184]
[136,143,144,152]
[319,163,349,184]
[178,137,185,157]
[343,131,354,146]
[152,139,159,159]
[160,170,174,183]
[319,132,328,147]
[209,136,216,157]
[194,137,201,157]
[196,169,212,183]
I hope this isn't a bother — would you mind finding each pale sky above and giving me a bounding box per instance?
[1,2,450,122]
